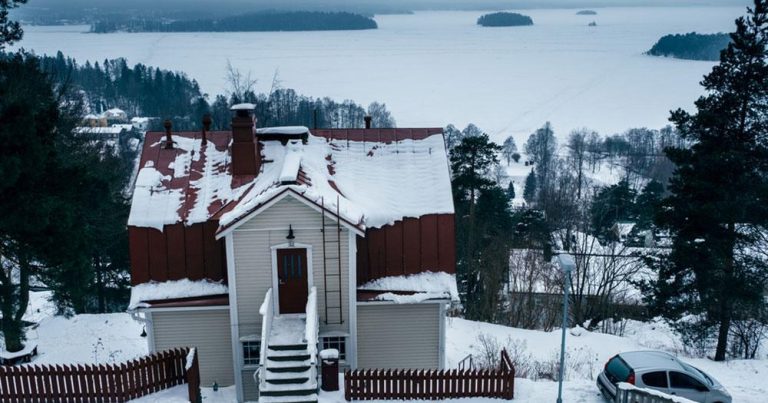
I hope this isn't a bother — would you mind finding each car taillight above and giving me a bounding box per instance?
[627,371,635,385]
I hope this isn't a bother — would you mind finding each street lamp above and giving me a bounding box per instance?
[555,252,576,403]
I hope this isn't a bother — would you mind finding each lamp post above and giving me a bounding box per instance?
[555,252,576,403]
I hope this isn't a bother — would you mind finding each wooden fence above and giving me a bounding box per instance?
[0,347,201,403]
[344,350,515,401]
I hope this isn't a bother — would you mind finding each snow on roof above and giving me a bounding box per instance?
[75,126,126,135]
[615,222,636,236]
[230,103,256,111]
[257,126,309,135]
[104,108,125,115]
[279,141,302,183]
[358,271,459,302]
[131,117,150,123]
[128,127,454,233]
[128,278,228,310]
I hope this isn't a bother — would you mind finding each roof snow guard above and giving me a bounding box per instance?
[127,127,453,236]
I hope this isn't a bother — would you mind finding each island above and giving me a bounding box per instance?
[577,10,598,15]
[477,12,534,27]
[647,32,731,61]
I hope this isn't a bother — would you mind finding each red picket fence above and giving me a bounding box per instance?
[0,347,201,403]
[344,349,515,401]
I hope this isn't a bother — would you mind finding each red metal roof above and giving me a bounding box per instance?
[130,128,449,232]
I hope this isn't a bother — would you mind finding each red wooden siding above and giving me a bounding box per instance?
[129,223,227,286]
[356,214,456,285]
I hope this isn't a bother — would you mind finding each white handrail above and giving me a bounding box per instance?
[258,288,274,387]
[305,286,319,365]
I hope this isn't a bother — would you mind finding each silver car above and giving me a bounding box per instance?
[596,351,732,403]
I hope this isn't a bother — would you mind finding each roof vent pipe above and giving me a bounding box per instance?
[163,119,173,149]
[364,116,372,129]
[202,113,212,145]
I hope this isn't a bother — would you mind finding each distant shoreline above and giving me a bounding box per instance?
[88,11,378,34]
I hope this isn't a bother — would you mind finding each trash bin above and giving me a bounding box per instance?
[320,348,339,391]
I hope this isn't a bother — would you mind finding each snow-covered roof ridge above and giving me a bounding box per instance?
[128,127,454,233]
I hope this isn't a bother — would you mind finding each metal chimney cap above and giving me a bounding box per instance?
[230,103,256,111]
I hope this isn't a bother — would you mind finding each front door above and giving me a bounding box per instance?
[277,248,309,314]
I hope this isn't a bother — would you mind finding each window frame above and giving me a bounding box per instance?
[320,334,348,362]
[241,339,261,369]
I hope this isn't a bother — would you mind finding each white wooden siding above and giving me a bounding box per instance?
[242,369,259,402]
[232,195,351,338]
[357,303,441,369]
[151,309,234,386]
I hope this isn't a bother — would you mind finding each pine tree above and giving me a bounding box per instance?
[635,180,664,230]
[0,53,79,351]
[0,1,26,50]
[643,0,768,361]
[450,134,508,320]
[523,169,537,203]
[506,181,516,200]
[590,179,637,238]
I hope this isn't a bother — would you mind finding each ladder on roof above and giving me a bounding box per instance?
[321,196,344,325]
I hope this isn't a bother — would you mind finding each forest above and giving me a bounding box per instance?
[36,52,394,132]
[90,11,377,33]
[647,32,731,61]
[476,12,534,27]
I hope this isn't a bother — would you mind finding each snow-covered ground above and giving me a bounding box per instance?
[17,6,746,143]
[17,291,146,365]
[15,291,767,401]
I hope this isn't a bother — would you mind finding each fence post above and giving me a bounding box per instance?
[185,348,201,403]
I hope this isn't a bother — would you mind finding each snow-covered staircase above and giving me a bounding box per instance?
[258,288,320,403]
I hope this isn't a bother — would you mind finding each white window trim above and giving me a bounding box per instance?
[270,242,314,315]
[347,231,358,369]
[225,234,244,403]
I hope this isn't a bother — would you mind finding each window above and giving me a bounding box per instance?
[242,340,261,366]
[605,356,631,383]
[670,371,707,391]
[321,336,347,361]
[642,371,668,388]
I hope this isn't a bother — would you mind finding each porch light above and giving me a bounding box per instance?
[287,225,295,246]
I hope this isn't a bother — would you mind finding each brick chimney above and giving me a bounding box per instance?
[230,103,260,176]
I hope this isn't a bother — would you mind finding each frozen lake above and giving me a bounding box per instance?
[18,7,746,143]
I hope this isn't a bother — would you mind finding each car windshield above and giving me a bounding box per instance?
[680,362,713,386]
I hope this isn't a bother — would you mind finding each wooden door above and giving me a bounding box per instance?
[277,248,309,314]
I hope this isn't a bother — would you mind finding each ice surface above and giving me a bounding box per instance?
[17,7,746,144]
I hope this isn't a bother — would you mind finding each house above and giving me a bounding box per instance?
[130,116,153,131]
[127,105,457,402]
[102,107,128,123]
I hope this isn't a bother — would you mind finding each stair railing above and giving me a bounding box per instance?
[305,286,319,366]
[258,288,274,388]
